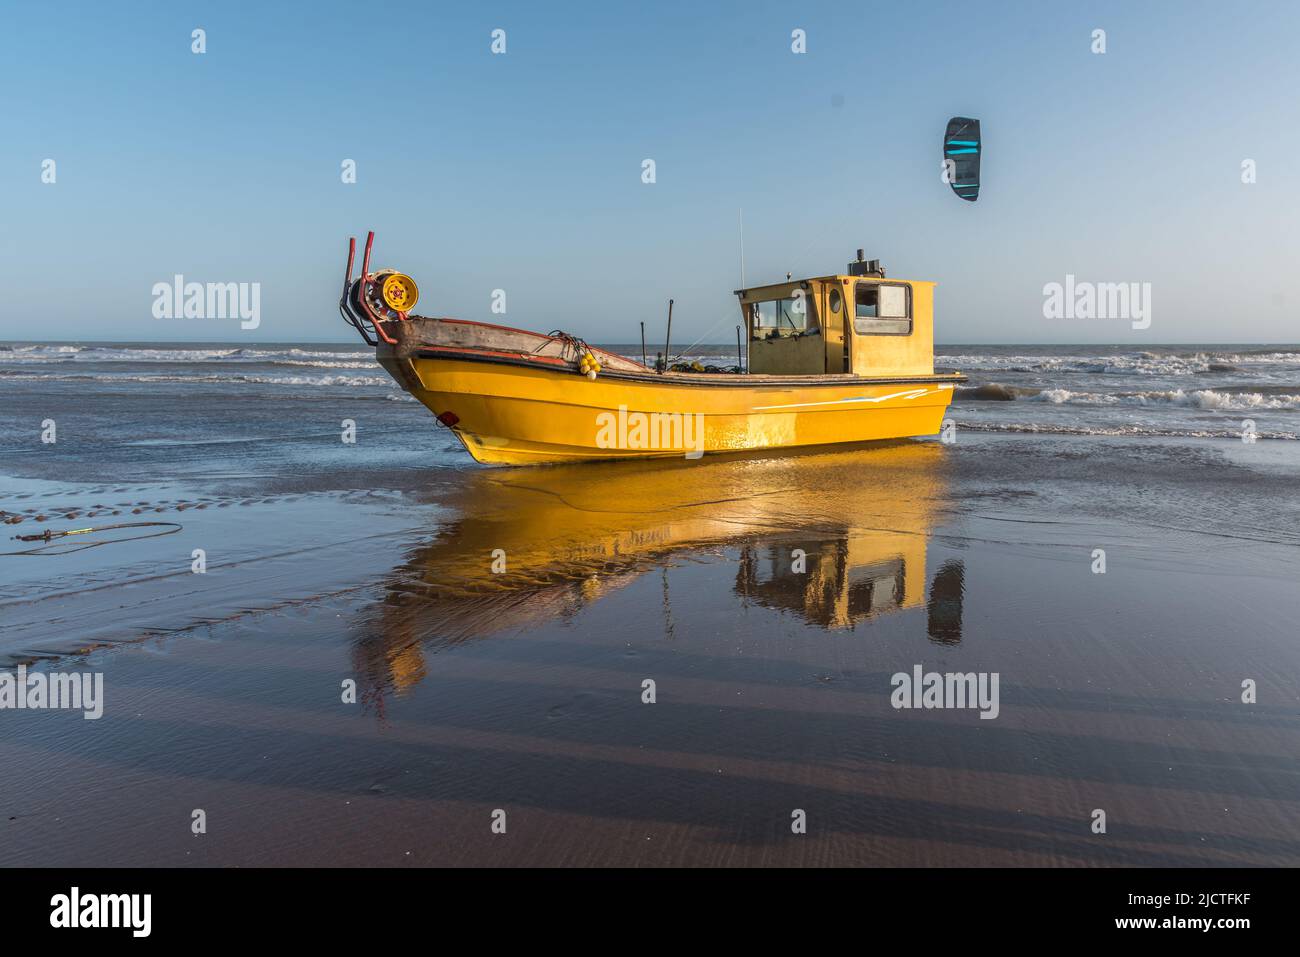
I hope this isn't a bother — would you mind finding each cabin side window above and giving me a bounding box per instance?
[853,282,911,335]
[748,294,818,339]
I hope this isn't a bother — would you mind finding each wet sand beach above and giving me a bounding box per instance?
[3,355,1299,865]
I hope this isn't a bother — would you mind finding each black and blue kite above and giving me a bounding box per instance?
[944,117,981,202]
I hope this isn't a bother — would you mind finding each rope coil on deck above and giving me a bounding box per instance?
[545,331,601,379]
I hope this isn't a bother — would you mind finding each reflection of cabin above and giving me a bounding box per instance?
[736,539,964,638]
[925,560,965,644]
[735,534,926,630]
[736,251,936,378]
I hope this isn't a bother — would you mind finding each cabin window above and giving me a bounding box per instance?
[828,289,842,313]
[748,294,817,338]
[853,282,911,335]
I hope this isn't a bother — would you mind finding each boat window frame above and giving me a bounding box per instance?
[852,280,913,336]
[746,289,821,341]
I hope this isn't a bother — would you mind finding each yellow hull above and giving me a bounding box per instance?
[393,356,959,465]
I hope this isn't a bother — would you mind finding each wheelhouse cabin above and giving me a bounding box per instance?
[736,252,936,379]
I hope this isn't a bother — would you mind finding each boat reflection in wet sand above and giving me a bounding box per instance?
[351,443,964,702]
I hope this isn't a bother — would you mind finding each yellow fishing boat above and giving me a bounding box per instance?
[340,232,964,465]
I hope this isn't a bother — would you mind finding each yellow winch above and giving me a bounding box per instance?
[377,271,419,313]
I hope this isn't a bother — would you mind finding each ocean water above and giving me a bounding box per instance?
[940,344,1300,441]
[0,341,460,486]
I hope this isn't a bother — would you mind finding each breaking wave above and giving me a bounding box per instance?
[953,420,1298,440]
[956,381,1300,411]
[0,370,394,387]
[0,344,372,365]
[940,351,1300,376]
[1028,388,1300,411]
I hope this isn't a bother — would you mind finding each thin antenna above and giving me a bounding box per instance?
[662,299,673,374]
[739,207,746,288]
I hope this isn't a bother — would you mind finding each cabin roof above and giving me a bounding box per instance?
[734,275,933,297]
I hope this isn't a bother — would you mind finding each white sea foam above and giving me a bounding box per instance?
[0,370,394,387]
[271,359,378,369]
[953,420,1298,440]
[0,344,371,364]
[940,351,1300,375]
[1027,388,1300,411]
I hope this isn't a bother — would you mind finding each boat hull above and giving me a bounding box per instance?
[386,353,960,465]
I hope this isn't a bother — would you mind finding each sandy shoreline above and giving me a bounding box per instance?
[1,432,1298,865]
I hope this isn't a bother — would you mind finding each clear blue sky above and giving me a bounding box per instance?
[2,0,1296,344]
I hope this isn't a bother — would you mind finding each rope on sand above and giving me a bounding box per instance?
[0,522,183,556]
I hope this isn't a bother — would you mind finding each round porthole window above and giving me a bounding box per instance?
[829,289,842,313]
